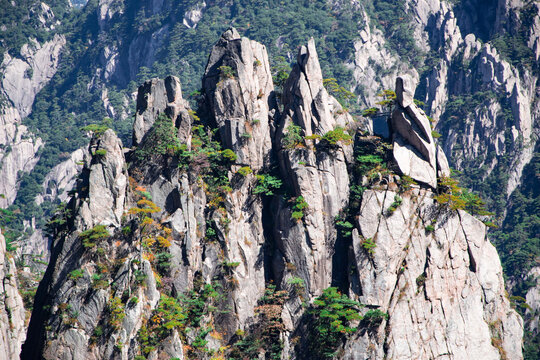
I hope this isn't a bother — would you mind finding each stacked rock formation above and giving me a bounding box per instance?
[391,75,450,188]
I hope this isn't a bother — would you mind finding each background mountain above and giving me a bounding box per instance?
[0,0,538,358]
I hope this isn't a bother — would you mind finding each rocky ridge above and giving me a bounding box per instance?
[20,29,523,360]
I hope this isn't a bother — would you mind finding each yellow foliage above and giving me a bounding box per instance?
[157,235,171,248]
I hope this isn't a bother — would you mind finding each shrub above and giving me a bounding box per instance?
[434,176,466,211]
[80,118,111,137]
[321,127,353,146]
[282,124,303,149]
[222,261,241,269]
[108,297,125,330]
[307,287,363,358]
[135,113,180,160]
[219,65,236,79]
[362,107,379,117]
[416,273,426,289]
[362,309,389,328]
[356,154,384,175]
[221,149,237,162]
[425,225,435,233]
[431,130,442,138]
[291,196,308,222]
[323,78,355,110]
[128,296,139,307]
[387,195,403,215]
[237,166,252,177]
[361,237,376,255]
[253,174,282,196]
[287,276,306,297]
[80,225,109,248]
[94,149,107,156]
[91,273,108,289]
[68,269,84,280]
[335,216,354,238]
[399,175,417,192]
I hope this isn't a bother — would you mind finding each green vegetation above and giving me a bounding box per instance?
[362,309,389,328]
[218,65,236,79]
[361,237,376,255]
[81,118,111,138]
[237,166,252,177]
[253,174,282,196]
[138,294,186,356]
[221,148,237,162]
[282,124,303,149]
[229,284,288,360]
[79,225,109,249]
[323,78,356,110]
[335,215,354,238]
[321,127,353,147]
[491,152,540,294]
[68,269,84,281]
[305,287,363,359]
[135,113,180,160]
[387,195,403,215]
[435,176,494,217]
[291,196,308,222]
[490,2,539,73]
[108,297,126,330]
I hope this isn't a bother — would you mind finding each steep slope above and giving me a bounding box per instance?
[21,31,523,360]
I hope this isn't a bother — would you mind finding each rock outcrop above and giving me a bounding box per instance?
[0,232,26,359]
[274,38,353,298]
[21,30,523,360]
[202,27,275,171]
[0,106,43,208]
[391,75,449,188]
[1,34,66,118]
[133,76,192,147]
[344,188,523,360]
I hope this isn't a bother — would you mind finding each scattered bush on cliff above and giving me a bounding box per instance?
[135,113,180,160]
[80,225,109,249]
[229,284,288,360]
[305,287,363,359]
[361,309,389,329]
[282,124,303,149]
[323,78,356,111]
[291,196,308,222]
[253,174,282,196]
[218,65,236,79]
[321,126,353,147]
[138,294,187,356]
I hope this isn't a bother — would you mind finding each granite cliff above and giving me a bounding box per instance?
[19,30,523,360]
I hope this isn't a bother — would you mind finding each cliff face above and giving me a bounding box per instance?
[21,30,523,360]
[344,190,522,360]
[0,31,65,207]
[0,232,26,359]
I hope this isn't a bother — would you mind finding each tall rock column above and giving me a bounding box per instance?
[275,39,353,298]
[199,28,275,332]
[0,232,26,359]
[201,27,275,171]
